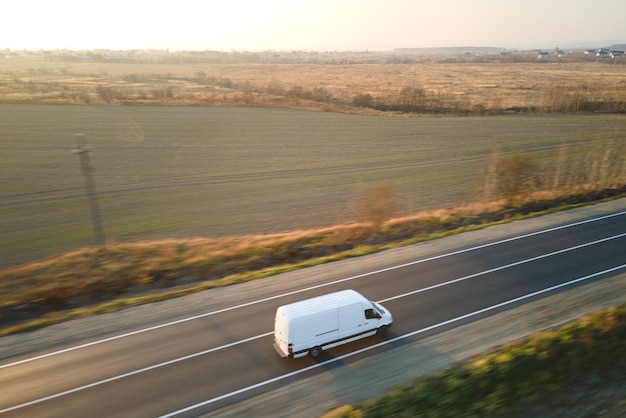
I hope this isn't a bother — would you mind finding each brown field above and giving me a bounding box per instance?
[1,51,625,113]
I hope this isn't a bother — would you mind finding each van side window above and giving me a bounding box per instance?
[365,308,380,319]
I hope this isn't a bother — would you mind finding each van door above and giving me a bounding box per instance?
[337,303,363,338]
[363,305,382,331]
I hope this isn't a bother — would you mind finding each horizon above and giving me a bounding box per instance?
[3,41,624,54]
[5,39,626,54]
[3,1,625,53]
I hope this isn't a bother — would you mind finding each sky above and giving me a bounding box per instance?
[3,0,625,51]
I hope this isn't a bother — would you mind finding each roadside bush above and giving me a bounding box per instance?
[488,152,541,204]
[352,93,374,108]
[360,184,399,233]
[483,138,626,206]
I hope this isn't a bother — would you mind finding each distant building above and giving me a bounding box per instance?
[537,52,549,59]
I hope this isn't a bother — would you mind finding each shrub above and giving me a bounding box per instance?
[352,93,375,108]
[360,184,399,233]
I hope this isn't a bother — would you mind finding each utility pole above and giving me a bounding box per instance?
[72,134,106,246]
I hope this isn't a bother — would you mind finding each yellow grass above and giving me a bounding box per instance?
[1,183,624,313]
[2,54,625,113]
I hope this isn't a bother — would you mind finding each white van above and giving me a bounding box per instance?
[273,289,393,358]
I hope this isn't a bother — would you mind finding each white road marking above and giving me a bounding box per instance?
[1,237,624,414]
[159,263,626,418]
[0,332,274,414]
[1,210,624,370]
[379,232,626,303]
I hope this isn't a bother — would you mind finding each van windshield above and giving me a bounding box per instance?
[372,302,386,315]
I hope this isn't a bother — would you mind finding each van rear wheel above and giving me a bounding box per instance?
[309,346,322,358]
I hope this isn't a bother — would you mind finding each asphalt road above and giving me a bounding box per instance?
[1,199,625,418]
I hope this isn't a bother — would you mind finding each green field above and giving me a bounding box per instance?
[1,104,625,267]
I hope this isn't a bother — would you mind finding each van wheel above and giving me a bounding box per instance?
[309,346,322,358]
[377,325,389,336]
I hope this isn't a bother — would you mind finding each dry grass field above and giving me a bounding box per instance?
[1,51,625,113]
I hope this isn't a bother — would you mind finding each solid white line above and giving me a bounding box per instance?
[2,210,624,370]
[379,232,626,303]
[2,242,625,415]
[159,263,626,418]
[0,332,273,414]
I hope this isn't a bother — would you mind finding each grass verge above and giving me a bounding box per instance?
[324,304,626,418]
[1,187,625,337]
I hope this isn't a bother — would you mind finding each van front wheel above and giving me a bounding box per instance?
[309,346,322,358]
[377,325,389,336]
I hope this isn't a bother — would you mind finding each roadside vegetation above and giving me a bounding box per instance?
[1,136,625,336]
[324,304,626,418]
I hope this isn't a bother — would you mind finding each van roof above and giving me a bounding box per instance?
[278,289,366,317]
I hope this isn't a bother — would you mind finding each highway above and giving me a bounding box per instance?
[1,200,625,417]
